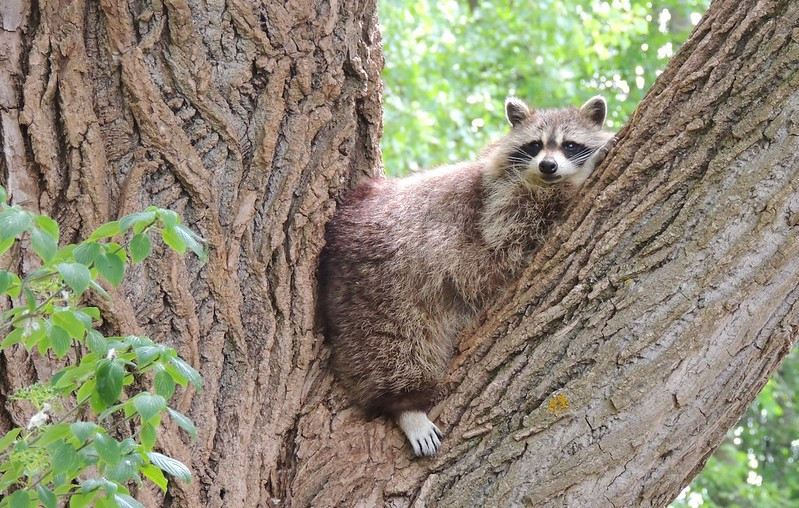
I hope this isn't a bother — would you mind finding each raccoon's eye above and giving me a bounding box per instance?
[512,141,542,161]
[562,141,587,158]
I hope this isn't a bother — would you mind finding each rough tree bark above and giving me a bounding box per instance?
[0,0,797,507]
[0,0,383,506]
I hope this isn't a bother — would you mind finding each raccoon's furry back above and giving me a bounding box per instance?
[318,157,573,410]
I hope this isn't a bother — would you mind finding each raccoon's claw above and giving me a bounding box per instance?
[413,429,441,457]
[398,411,443,457]
[590,136,617,166]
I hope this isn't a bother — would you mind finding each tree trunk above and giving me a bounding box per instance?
[0,1,383,506]
[1,0,798,507]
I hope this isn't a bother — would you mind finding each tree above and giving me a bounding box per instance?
[1,0,797,507]
[0,1,382,506]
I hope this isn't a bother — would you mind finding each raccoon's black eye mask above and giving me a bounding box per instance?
[510,141,542,162]
[563,141,597,165]
[563,141,588,158]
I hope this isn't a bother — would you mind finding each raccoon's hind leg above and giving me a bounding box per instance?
[369,387,443,457]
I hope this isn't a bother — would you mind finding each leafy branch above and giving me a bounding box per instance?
[0,186,206,508]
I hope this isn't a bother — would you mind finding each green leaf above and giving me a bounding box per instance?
[31,227,58,262]
[95,359,124,406]
[38,423,72,447]
[36,485,58,508]
[104,454,141,484]
[114,494,145,508]
[49,440,81,475]
[1,327,24,350]
[36,334,51,356]
[68,491,96,508]
[7,489,31,508]
[158,209,180,228]
[22,286,36,310]
[50,368,68,387]
[57,263,92,295]
[134,345,163,366]
[141,463,168,492]
[109,242,127,266]
[0,186,6,204]
[54,362,92,391]
[73,242,101,266]
[80,478,117,496]
[86,329,107,355]
[167,407,197,439]
[170,357,202,390]
[87,221,121,241]
[93,432,121,465]
[81,307,101,320]
[129,233,151,263]
[147,452,191,482]
[0,208,32,240]
[35,215,60,241]
[52,310,86,340]
[23,319,45,350]
[89,390,106,414]
[76,379,96,403]
[133,393,166,423]
[140,422,157,451]
[47,323,72,358]
[161,226,186,254]
[164,364,187,387]
[117,437,137,455]
[5,273,21,297]
[0,236,14,257]
[2,306,23,321]
[0,269,13,295]
[70,421,99,444]
[51,244,75,263]
[124,335,152,348]
[73,309,94,329]
[97,402,125,422]
[119,211,156,232]
[0,462,23,492]
[154,370,176,399]
[0,428,21,453]
[95,252,125,286]
[94,495,118,508]
[174,224,207,261]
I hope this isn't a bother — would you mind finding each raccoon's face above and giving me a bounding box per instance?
[492,96,614,187]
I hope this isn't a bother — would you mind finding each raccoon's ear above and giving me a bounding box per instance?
[580,96,607,127]
[505,97,532,127]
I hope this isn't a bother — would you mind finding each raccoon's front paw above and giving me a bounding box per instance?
[397,411,443,457]
[590,136,617,166]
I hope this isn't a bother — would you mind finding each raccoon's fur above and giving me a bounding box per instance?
[318,96,615,457]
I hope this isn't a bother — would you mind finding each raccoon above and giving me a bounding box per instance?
[318,96,615,457]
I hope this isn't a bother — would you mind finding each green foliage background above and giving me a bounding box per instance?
[380,0,705,175]
[378,1,799,505]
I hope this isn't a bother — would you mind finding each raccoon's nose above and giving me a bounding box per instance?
[539,158,558,174]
